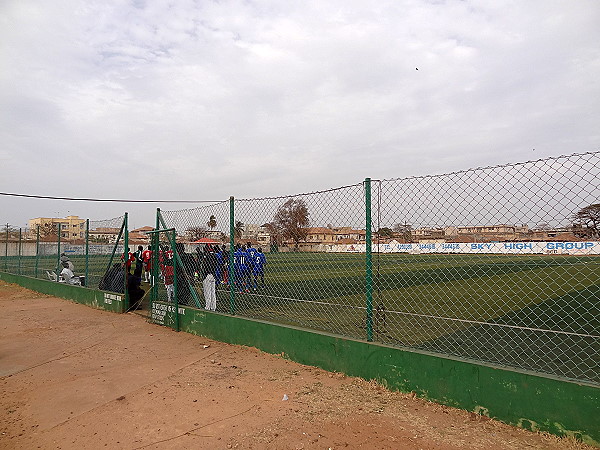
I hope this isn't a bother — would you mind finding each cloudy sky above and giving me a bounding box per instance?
[1,0,599,228]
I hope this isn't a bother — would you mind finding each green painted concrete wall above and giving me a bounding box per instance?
[3,275,598,446]
[0,272,125,313]
[171,304,599,446]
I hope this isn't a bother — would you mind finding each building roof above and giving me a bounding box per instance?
[306,227,334,234]
[132,226,154,233]
[89,227,120,233]
[191,237,222,244]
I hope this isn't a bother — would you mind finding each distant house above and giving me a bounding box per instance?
[88,227,121,244]
[240,224,271,248]
[413,227,445,239]
[281,227,366,251]
[530,229,582,241]
[332,227,366,243]
[132,226,154,234]
[305,227,335,244]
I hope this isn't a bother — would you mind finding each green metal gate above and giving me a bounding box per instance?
[147,227,181,330]
[148,210,203,330]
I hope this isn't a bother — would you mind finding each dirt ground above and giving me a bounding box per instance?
[0,281,593,450]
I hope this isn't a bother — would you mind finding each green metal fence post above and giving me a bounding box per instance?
[85,219,89,285]
[35,225,40,278]
[365,178,373,342]
[168,228,180,332]
[4,224,8,271]
[124,212,129,311]
[18,228,22,275]
[229,196,235,315]
[102,220,126,282]
[56,223,62,281]
[151,208,161,304]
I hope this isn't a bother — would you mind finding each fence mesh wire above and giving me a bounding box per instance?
[88,215,127,289]
[233,185,367,339]
[375,153,600,384]
[2,152,599,384]
[159,201,230,311]
[1,215,126,289]
[157,153,599,385]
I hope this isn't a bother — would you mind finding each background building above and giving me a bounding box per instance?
[28,215,86,240]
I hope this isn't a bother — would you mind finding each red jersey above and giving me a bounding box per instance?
[163,264,174,285]
[121,251,135,268]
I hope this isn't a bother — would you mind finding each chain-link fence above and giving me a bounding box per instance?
[157,152,599,385]
[158,201,231,311]
[374,153,599,384]
[2,152,599,384]
[88,215,128,291]
[1,215,128,291]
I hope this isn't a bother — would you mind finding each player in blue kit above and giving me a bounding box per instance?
[252,247,267,289]
[246,242,257,261]
[246,242,257,287]
[234,244,250,292]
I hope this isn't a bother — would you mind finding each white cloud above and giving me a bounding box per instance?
[1,0,599,226]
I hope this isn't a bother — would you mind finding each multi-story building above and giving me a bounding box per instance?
[241,224,271,248]
[28,215,86,240]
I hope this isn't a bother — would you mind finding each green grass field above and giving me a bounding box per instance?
[4,251,599,383]
[218,252,600,383]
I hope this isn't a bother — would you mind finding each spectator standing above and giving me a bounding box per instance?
[221,245,230,285]
[134,245,144,273]
[234,244,250,292]
[202,246,218,311]
[127,267,145,309]
[175,243,196,306]
[215,247,223,284]
[246,242,257,286]
[122,248,135,273]
[195,247,204,283]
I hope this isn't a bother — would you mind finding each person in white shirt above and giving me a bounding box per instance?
[60,262,79,285]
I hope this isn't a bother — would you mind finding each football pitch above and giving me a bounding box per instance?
[229,252,599,333]
[217,252,600,383]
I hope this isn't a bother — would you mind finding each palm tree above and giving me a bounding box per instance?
[207,215,217,231]
[234,221,244,239]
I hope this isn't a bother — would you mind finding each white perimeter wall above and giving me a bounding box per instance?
[325,241,600,255]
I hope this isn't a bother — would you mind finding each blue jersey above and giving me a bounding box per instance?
[246,247,257,267]
[234,249,249,268]
[253,252,266,273]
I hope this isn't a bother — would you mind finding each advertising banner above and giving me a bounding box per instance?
[330,241,600,255]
